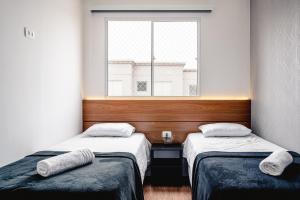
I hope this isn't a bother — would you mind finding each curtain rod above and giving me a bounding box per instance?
[90,5,213,13]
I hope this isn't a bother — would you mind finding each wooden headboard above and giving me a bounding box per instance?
[83,99,251,143]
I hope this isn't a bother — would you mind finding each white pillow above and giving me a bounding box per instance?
[85,123,135,137]
[199,123,252,137]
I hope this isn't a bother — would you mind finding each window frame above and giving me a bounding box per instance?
[105,17,201,97]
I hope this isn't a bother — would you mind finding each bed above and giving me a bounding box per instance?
[183,133,300,200]
[49,132,151,181]
[0,132,151,200]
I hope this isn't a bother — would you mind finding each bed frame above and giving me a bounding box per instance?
[83,98,251,143]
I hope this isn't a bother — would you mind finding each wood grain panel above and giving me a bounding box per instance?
[83,99,251,143]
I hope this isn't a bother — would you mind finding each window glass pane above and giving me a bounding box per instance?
[107,20,198,97]
[108,80,123,96]
[154,81,172,96]
[108,21,151,96]
[189,84,197,96]
[153,22,198,96]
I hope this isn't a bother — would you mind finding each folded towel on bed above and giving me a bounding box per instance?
[259,150,293,176]
[37,149,95,177]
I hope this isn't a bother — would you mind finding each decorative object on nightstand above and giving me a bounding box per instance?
[162,130,173,144]
[149,143,188,185]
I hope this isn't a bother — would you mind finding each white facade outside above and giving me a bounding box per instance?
[108,61,197,96]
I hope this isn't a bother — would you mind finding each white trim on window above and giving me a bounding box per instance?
[105,17,201,96]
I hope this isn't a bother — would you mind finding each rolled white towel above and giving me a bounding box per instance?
[37,149,95,177]
[259,150,293,176]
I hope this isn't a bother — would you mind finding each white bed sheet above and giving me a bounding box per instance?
[183,133,285,184]
[48,133,151,182]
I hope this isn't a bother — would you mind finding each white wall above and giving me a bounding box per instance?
[251,0,300,152]
[0,0,83,166]
[82,0,250,98]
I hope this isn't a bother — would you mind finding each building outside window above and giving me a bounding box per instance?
[107,20,199,96]
[137,81,147,92]
[189,85,197,96]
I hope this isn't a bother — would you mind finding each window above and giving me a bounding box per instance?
[107,20,199,96]
[108,80,123,96]
[137,81,147,92]
[189,85,197,96]
[154,81,172,96]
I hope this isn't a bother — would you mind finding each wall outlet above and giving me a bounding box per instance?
[162,131,172,138]
[24,27,35,39]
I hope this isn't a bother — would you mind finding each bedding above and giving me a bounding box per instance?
[0,133,151,200]
[183,133,300,200]
[36,149,95,177]
[84,123,135,137]
[49,133,151,181]
[183,133,285,183]
[0,151,143,200]
[192,151,300,200]
[199,123,252,137]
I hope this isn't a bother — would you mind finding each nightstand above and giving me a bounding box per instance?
[150,143,188,185]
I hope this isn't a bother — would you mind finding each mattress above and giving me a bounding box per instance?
[183,133,285,184]
[48,133,151,182]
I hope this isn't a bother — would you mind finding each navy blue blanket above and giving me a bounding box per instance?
[192,152,300,200]
[0,151,143,200]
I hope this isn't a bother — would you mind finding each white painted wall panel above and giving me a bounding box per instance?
[0,0,82,166]
[251,0,300,153]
